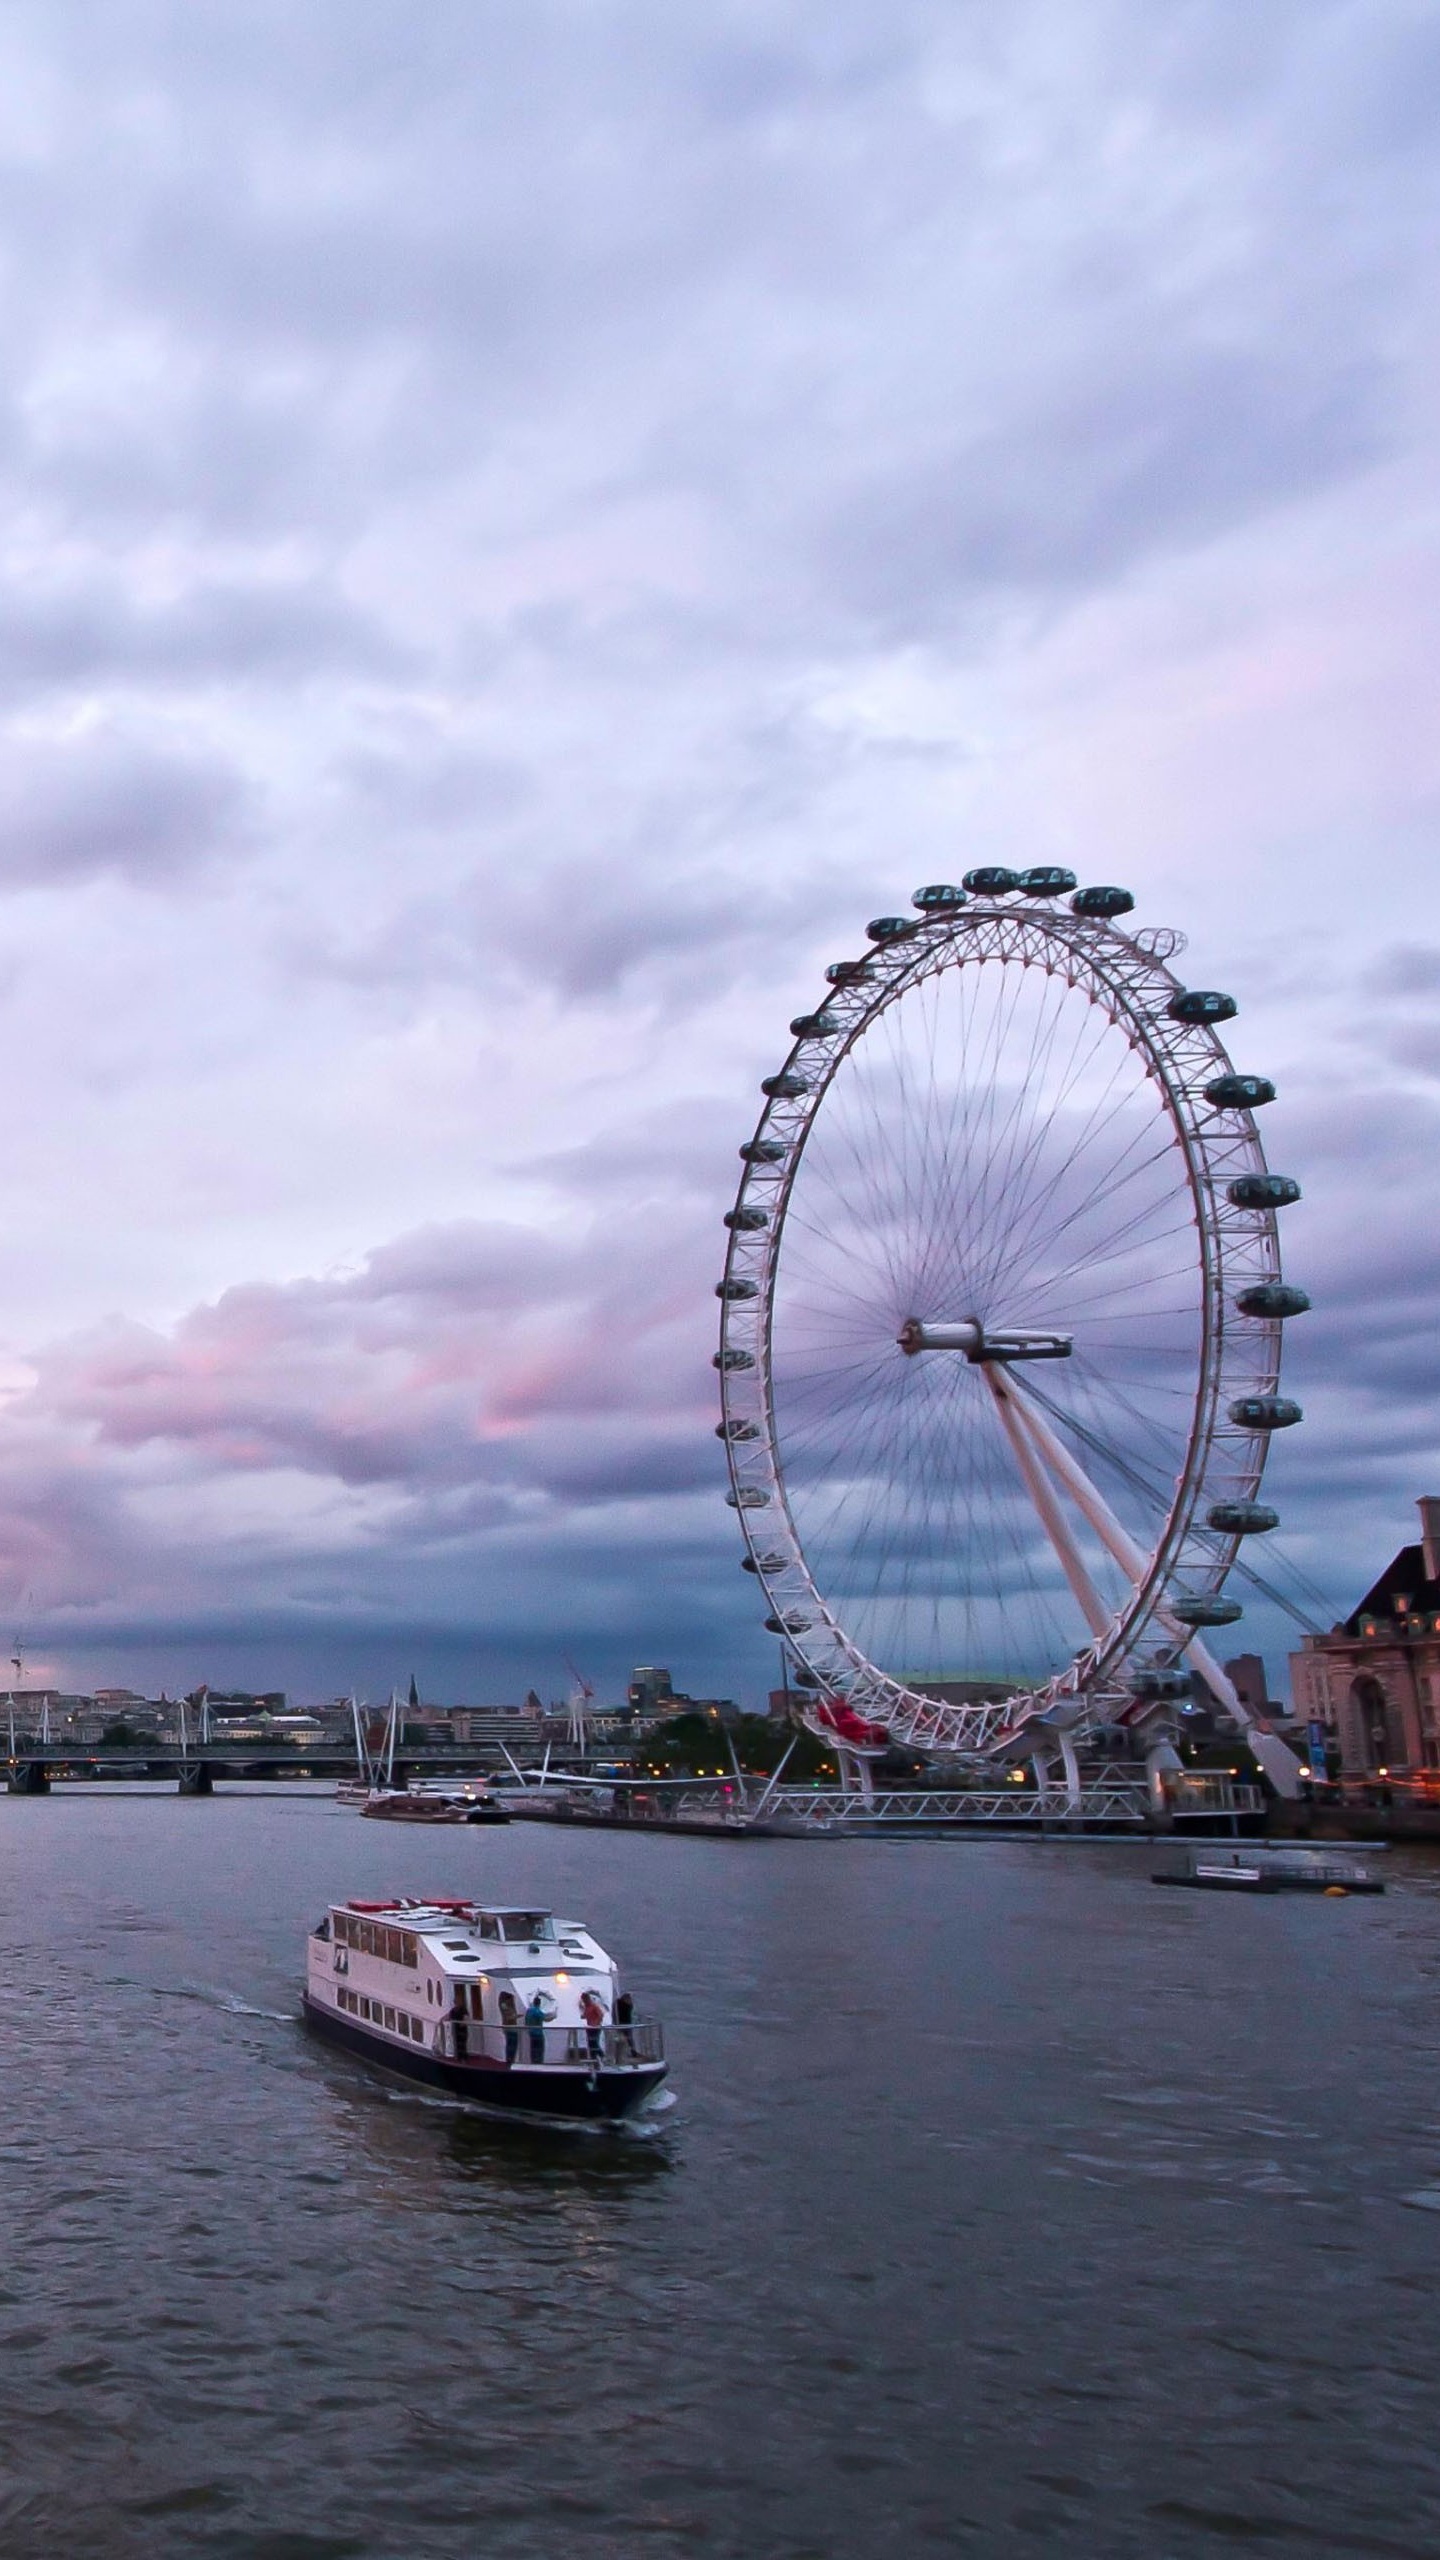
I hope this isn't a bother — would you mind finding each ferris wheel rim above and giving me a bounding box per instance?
[716,894,1295,1759]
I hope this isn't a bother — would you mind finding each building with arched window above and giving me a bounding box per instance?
[1290,1499,1440,1776]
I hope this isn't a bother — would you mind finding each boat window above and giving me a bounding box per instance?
[334,1912,353,1947]
[468,1985,485,2018]
[400,1932,418,1968]
[442,1939,469,1951]
[383,2005,396,2031]
[501,1913,553,1941]
[477,1915,502,1940]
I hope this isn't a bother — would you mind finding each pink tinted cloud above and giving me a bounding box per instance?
[30,1218,717,1496]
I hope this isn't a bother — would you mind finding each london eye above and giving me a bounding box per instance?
[716,874,1308,1795]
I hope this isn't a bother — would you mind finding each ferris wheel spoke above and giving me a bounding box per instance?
[965,984,1118,1305]
[995,1121,1186,1310]
[984,1012,1142,1277]
[968,982,1115,1306]
[941,966,1070,1311]
[1018,1187,1198,1312]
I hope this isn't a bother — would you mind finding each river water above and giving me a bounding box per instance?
[2,1792,1440,2559]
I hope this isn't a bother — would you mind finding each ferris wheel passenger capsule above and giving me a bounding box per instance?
[739,1139,786,1164]
[962,866,1019,895]
[1236,1282,1310,1318]
[765,1615,811,1635]
[1168,989,1238,1024]
[725,1487,770,1509]
[825,960,871,984]
[790,1011,840,1038]
[1131,1667,1193,1700]
[1230,1394,1303,1430]
[1207,1502,1280,1534]
[741,1554,788,1574]
[713,1347,755,1370]
[865,916,917,942]
[724,1204,769,1230]
[716,1278,759,1300]
[761,1072,809,1098]
[1171,1595,1244,1627]
[911,884,968,910]
[1227,1173,1301,1208]
[1017,866,1078,896]
[715,1420,759,1441]
[1205,1072,1276,1109]
[1070,885,1135,918]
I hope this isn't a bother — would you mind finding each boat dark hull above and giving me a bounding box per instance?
[359,1800,511,1823]
[302,1994,667,2120]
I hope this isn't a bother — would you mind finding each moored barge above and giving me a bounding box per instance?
[303,1896,667,2120]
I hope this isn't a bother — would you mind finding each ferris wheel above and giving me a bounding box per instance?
[716,873,1309,1796]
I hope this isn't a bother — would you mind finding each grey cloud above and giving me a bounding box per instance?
[813,349,1382,628]
[1361,944,1440,997]
[0,576,411,700]
[340,744,529,832]
[0,732,249,887]
[356,1222,574,1310]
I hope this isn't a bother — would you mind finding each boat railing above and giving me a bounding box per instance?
[434,2018,664,2070]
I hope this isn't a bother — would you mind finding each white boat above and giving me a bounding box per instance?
[359,1784,510,1825]
[334,1779,510,1822]
[303,1895,667,2121]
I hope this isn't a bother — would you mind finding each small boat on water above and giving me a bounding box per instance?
[358,1784,510,1825]
[303,1895,668,2120]
[1153,1847,1384,1895]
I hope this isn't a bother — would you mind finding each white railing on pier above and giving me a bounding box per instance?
[758,1775,1262,1828]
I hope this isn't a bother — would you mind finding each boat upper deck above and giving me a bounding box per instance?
[322,1898,610,1979]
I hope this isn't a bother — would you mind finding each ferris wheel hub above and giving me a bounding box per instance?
[897,1318,1074,1362]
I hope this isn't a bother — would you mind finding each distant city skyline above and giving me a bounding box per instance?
[0,4,1434,1702]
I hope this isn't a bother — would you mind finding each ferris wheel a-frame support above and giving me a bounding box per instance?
[981,1365,1304,1800]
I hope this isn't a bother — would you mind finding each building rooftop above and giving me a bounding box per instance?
[1343,1542,1440,1636]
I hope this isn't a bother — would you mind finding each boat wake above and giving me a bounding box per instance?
[159,1982,297,2024]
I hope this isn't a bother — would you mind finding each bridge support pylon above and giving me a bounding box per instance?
[178,1762,214,1797]
[7,1760,50,1794]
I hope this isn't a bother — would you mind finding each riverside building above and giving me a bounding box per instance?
[1289,1498,1440,1776]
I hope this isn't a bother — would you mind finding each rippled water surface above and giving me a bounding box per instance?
[3,1793,1440,2558]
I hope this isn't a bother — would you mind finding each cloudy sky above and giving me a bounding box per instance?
[0,0,1434,1706]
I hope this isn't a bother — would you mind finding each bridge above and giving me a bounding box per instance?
[2,1745,486,1795]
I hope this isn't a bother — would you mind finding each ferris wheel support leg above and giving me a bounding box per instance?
[981,1367,1111,1642]
[835,1746,875,1805]
[1059,1729,1082,1812]
[1000,1376,1304,1803]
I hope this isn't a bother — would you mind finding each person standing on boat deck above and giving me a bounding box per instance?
[498,1989,519,2067]
[524,1992,548,2065]
[614,1989,636,2060]
[449,1988,468,2063]
[579,1987,607,2068]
